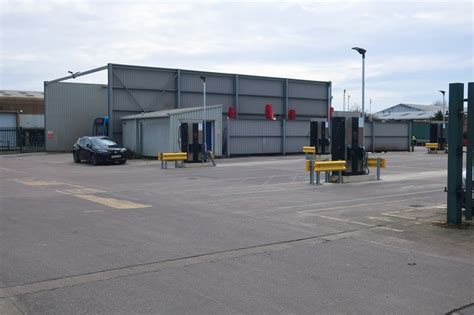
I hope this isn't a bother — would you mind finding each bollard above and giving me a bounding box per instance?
[376,158,381,180]
[316,171,321,185]
[338,170,342,183]
[325,172,329,183]
[309,160,315,185]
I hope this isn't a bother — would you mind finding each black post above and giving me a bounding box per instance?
[465,83,473,220]
[447,83,464,225]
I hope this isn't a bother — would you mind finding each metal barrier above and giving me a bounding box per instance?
[367,157,386,180]
[157,152,188,169]
[425,143,439,153]
[306,160,346,185]
[302,146,316,154]
[0,128,45,154]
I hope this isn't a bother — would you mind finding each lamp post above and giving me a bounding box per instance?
[352,47,366,121]
[347,94,351,110]
[439,90,446,129]
[200,76,208,161]
[343,89,346,111]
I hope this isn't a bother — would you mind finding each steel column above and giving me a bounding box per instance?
[372,120,375,152]
[176,69,181,108]
[282,119,286,155]
[465,82,473,220]
[234,74,239,118]
[447,83,464,225]
[107,64,114,139]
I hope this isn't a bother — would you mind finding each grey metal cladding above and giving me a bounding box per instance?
[286,137,307,153]
[229,119,281,137]
[180,93,233,111]
[230,137,282,154]
[112,67,176,90]
[239,77,284,97]
[45,82,107,151]
[113,89,175,112]
[286,120,309,136]
[239,96,284,115]
[288,81,328,99]
[288,98,327,116]
[374,121,409,136]
[181,72,234,94]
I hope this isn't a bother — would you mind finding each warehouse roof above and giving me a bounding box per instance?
[121,105,223,120]
[375,111,436,120]
[0,90,44,99]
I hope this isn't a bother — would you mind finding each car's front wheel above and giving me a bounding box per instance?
[73,152,81,163]
[90,153,98,165]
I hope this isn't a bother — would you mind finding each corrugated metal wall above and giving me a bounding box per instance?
[225,119,309,155]
[109,64,330,143]
[121,106,222,157]
[365,121,410,152]
[45,82,107,151]
[169,106,222,156]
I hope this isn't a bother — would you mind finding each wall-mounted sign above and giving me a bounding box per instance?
[47,130,54,140]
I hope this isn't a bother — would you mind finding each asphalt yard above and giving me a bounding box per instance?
[1,148,473,314]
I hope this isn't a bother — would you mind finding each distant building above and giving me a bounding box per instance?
[0,90,44,128]
[375,103,442,121]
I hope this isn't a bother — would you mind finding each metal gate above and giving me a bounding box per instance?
[0,128,45,154]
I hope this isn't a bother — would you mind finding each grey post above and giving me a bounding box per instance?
[316,171,321,185]
[338,171,342,183]
[200,76,208,161]
[376,158,381,180]
[226,116,231,158]
[309,160,315,185]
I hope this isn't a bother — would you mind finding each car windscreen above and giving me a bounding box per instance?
[92,138,118,147]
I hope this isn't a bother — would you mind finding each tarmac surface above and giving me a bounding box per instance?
[0,147,473,314]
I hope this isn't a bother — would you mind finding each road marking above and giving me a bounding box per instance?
[313,214,374,227]
[368,216,393,222]
[57,188,106,195]
[12,178,83,188]
[300,196,424,215]
[73,194,152,209]
[12,179,67,186]
[0,167,26,174]
[374,226,404,232]
[280,189,442,210]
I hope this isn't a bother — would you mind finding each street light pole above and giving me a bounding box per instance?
[343,89,346,111]
[347,94,350,110]
[439,90,446,129]
[200,76,208,161]
[352,47,366,121]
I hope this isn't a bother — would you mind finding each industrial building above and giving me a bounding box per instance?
[0,90,44,128]
[45,63,331,155]
[122,105,223,157]
[375,103,443,121]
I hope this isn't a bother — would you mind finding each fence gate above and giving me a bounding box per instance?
[0,128,45,154]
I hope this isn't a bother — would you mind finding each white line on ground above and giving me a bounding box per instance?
[313,214,374,227]
[280,189,442,210]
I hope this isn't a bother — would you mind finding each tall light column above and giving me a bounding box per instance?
[439,90,446,129]
[200,76,208,161]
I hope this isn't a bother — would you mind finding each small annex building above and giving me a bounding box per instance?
[121,105,222,158]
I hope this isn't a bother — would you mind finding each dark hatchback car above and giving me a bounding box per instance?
[73,136,128,165]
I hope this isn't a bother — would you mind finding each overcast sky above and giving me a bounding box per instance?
[1,0,472,111]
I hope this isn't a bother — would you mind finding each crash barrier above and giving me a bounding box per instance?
[157,152,188,169]
[367,157,386,180]
[306,160,346,185]
[425,143,439,153]
[303,146,316,155]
